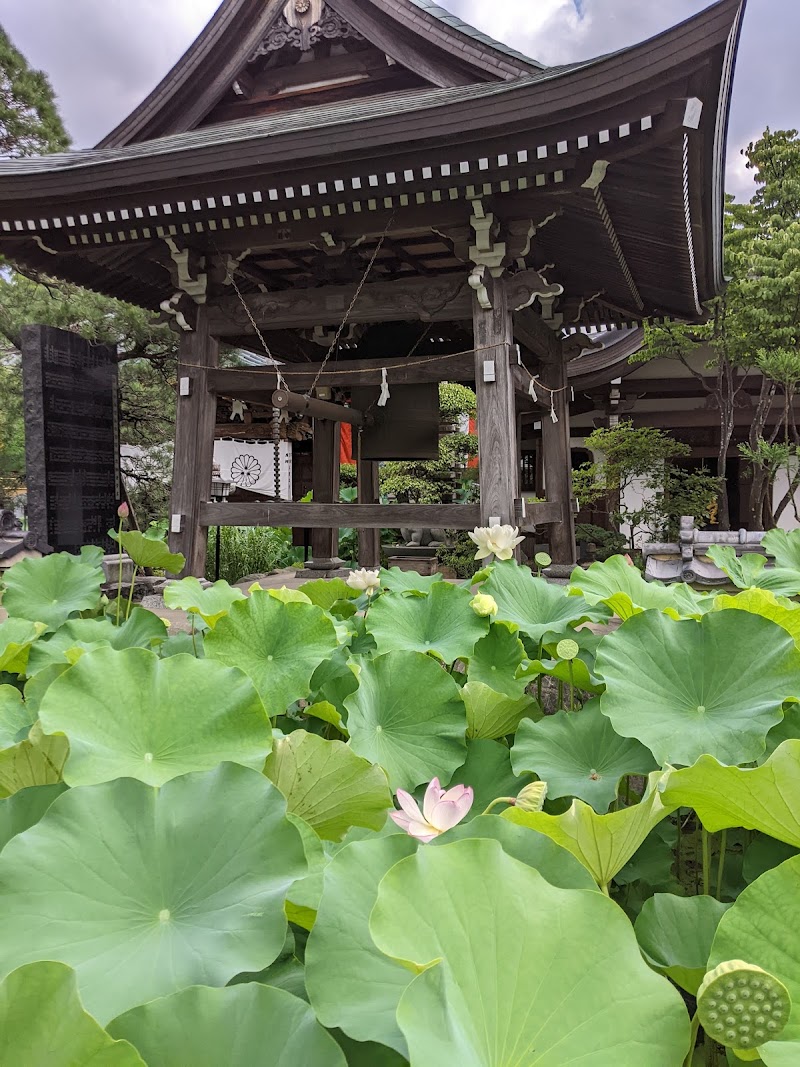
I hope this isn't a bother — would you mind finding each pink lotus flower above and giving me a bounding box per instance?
[389,778,474,842]
[117,502,130,519]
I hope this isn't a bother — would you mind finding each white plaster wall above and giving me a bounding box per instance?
[772,462,800,531]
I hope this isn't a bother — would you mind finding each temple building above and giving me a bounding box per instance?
[0,0,746,573]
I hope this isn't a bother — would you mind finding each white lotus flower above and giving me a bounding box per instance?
[346,568,381,596]
[468,525,525,562]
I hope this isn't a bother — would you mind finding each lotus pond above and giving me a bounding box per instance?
[4,534,800,1066]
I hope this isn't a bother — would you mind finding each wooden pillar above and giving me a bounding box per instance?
[472,274,519,528]
[357,457,381,568]
[541,353,577,565]
[169,305,219,577]
[308,418,341,569]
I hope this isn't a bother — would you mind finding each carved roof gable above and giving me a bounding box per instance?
[99,0,542,148]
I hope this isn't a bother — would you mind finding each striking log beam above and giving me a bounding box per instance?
[272,388,365,426]
[310,419,341,567]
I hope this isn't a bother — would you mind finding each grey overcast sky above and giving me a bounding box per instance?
[0,0,794,201]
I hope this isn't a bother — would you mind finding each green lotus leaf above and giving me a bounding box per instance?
[615,819,678,889]
[333,1033,409,1067]
[763,528,800,570]
[660,742,800,847]
[445,738,529,820]
[268,586,312,604]
[0,763,305,1023]
[0,782,67,854]
[158,631,204,658]
[462,680,539,740]
[365,582,488,662]
[0,723,68,797]
[706,546,793,592]
[380,568,443,593]
[299,578,360,609]
[761,704,800,762]
[714,588,800,648]
[569,555,677,609]
[26,608,168,676]
[1,551,104,630]
[265,730,391,841]
[743,835,799,884]
[345,651,467,790]
[109,529,185,574]
[0,618,45,674]
[0,962,145,1066]
[518,651,605,694]
[38,647,271,787]
[467,623,528,698]
[284,812,328,930]
[370,839,690,1066]
[511,700,657,812]
[708,855,800,1065]
[162,576,246,627]
[23,662,70,717]
[634,894,731,994]
[310,649,360,721]
[480,560,597,642]
[0,685,33,748]
[205,589,340,715]
[306,835,418,1054]
[504,770,675,889]
[108,984,345,1067]
[442,814,597,891]
[596,610,800,766]
[305,700,348,736]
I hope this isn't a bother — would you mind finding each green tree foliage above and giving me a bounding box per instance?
[572,421,718,546]
[0,25,68,156]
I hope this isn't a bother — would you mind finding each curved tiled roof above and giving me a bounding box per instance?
[407,0,544,70]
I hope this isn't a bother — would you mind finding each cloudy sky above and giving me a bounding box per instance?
[1,0,793,201]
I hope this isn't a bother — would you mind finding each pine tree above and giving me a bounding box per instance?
[0,24,69,156]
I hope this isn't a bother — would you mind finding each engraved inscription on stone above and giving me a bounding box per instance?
[21,325,120,554]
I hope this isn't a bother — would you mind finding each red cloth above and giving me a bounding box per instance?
[340,422,354,465]
[468,416,479,468]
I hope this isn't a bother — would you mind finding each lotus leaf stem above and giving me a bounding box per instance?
[481,797,517,816]
[125,566,138,622]
[716,829,727,901]
[702,827,710,897]
[683,1013,700,1067]
[116,518,124,626]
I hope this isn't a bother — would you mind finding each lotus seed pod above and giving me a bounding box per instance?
[514,781,548,813]
[697,961,791,1050]
[556,639,579,661]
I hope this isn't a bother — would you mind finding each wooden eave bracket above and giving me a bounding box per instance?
[165,237,208,304]
[159,293,195,333]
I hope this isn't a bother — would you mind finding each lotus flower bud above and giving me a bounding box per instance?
[117,502,130,519]
[514,781,548,813]
[470,593,498,618]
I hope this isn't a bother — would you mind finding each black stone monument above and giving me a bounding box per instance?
[21,325,120,554]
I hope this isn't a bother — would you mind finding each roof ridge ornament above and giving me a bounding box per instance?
[251,1,365,57]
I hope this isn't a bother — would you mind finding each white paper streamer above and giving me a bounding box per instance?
[378,367,391,408]
[528,379,538,402]
[550,398,559,424]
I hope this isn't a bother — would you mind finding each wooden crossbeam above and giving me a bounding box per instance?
[199,502,482,529]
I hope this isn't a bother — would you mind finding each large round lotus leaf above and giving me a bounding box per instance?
[761,704,800,763]
[467,623,528,698]
[22,663,69,718]
[0,723,68,798]
[205,589,340,714]
[634,894,731,995]
[445,739,528,822]
[442,814,597,891]
[310,649,359,721]
[0,783,67,854]
[298,578,360,609]
[480,560,596,642]
[1,552,104,631]
[284,812,328,930]
[0,763,305,1023]
[162,576,246,627]
[365,582,488,662]
[111,530,185,574]
[345,651,466,791]
[0,685,33,748]
[0,962,145,1066]
[108,984,346,1067]
[38,647,271,787]
[714,588,800,649]
[0,619,45,674]
[708,854,800,1066]
[380,568,443,593]
[518,651,605,694]
[570,555,680,613]
[370,839,690,1067]
[26,608,168,676]
[334,1032,409,1067]
[743,835,800,885]
[511,700,657,812]
[596,610,800,766]
[660,741,800,847]
[504,770,675,889]
[306,835,418,1054]
[265,730,391,841]
[462,680,539,740]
